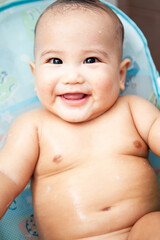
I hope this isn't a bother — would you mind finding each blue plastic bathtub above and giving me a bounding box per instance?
[0,0,160,239]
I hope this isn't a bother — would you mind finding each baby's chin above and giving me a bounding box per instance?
[47,106,96,123]
[56,109,93,123]
[55,108,107,123]
[46,100,94,123]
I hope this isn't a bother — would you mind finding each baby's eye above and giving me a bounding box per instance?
[84,57,99,64]
[49,58,63,64]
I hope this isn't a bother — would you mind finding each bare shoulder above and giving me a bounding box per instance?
[126,95,159,114]
[18,107,47,120]
[113,95,140,106]
[12,108,51,126]
[118,95,160,143]
[9,108,63,141]
[118,95,159,113]
[116,95,160,126]
[2,108,49,144]
[27,108,58,119]
[118,94,148,104]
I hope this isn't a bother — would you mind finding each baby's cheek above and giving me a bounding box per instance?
[37,79,54,95]
[96,78,114,94]
[36,86,52,107]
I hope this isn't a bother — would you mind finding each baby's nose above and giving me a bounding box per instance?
[61,71,84,85]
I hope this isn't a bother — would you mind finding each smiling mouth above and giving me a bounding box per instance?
[59,93,90,105]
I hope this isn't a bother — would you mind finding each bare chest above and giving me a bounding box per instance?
[33,110,148,178]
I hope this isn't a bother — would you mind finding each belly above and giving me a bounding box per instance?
[31,156,160,240]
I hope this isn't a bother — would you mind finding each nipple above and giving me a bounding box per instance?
[102,207,111,211]
[133,140,142,149]
[53,154,63,163]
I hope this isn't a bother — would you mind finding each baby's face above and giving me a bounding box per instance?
[30,8,129,122]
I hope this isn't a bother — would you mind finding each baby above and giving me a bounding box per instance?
[1,0,160,239]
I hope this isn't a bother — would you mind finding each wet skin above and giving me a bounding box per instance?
[31,97,160,239]
[1,6,160,240]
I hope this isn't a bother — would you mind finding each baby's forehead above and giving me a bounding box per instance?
[35,4,116,34]
[34,3,123,59]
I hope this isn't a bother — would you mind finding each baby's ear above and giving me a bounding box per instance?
[29,61,37,92]
[29,61,35,76]
[119,58,130,91]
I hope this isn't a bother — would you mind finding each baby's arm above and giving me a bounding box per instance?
[128,95,160,156]
[0,112,39,219]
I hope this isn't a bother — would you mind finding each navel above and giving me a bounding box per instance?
[53,154,63,163]
[133,140,142,149]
